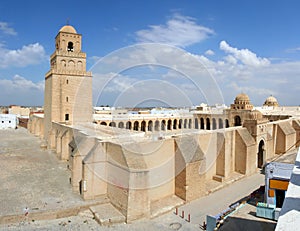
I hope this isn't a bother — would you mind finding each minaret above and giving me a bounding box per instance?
[44,24,92,142]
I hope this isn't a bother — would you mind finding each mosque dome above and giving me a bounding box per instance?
[263,95,279,107]
[231,93,253,110]
[59,25,77,34]
[235,93,250,103]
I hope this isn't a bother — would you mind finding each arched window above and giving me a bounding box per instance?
[161,120,166,130]
[234,116,241,126]
[67,41,74,52]
[212,118,217,130]
[118,122,124,129]
[173,119,177,129]
[219,118,223,129]
[167,119,172,130]
[257,140,265,168]
[126,121,132,129]
[200,118,205,129]
[148,120,153,131]
[195,118,199,129]
[184,119,187,129]
[141,121,146,132]
[109,122,116,127]
[133,121,139,131]
[188,119,192,129]
[206,118,210,130]
[225,119,229,128]
[178,119,182,129]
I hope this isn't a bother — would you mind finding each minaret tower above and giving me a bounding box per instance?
[44,24,92,141]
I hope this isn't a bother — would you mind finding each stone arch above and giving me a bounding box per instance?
[178,119,182,129]
[195,118,199,129]
[225,119,229,128]
[234,115,242,126]
[200,118,205,129]
[133,121,139,131]
[184,119,187,129]
[206,118,211,130]
[118,122,124,129]
[167,119,172,130]
[109,122,116,127]
[141,121,146,132]
[77,61,83,70]
[154,120,160,131]
[61,60,66,68]
[161,120,166,130]
[212,118,217,130]
[219,118,223,129]
[126,121,132,130]
[257,140,265,168]
[188,119,192,129]
[148,120,153,131]
[100,121,107,126]
[68,60,75,69]
[173,119,177,129]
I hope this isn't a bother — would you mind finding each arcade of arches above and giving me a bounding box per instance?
[96,116,231,132]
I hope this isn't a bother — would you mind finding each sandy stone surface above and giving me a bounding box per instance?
[0,128,278,230]
[0,128,95,216]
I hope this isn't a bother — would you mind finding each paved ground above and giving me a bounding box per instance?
[0,127,277,230]
[0,128,104,217]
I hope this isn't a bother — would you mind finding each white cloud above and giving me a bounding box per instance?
[285,47,300,53]
[0,75,44,105]
[91,43,300,106]
[220,40,270,67]
[205,49,215,56]
[135,13,214,47]
[0,43,46,68]
[228,82,275,96]
[0,22,17,36]
[0,75,44,91]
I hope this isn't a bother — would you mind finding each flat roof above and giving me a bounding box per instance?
[276,148,300,230]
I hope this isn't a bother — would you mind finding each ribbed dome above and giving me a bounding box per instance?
[59,25,77,34]
[235,93,250,102]
[231,93,253,110]
[264,95,279,107]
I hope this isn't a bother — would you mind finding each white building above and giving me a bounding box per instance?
[0,114,18,129]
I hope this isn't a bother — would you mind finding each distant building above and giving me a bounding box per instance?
[0,114,18,129]
[263,95,279,107]
[8,105,30,117]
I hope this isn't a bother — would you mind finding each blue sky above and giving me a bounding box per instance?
[0,0,300,106]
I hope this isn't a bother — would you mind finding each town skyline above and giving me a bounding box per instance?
[0,0,300,106]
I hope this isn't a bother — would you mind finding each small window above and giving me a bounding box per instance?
[67,42,74,52]
[66,79,69,84]
[9,121,11,123]
[65,114,69,121]
[66,97,68,102]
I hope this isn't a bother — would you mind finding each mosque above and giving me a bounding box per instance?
[28,24,300,222]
